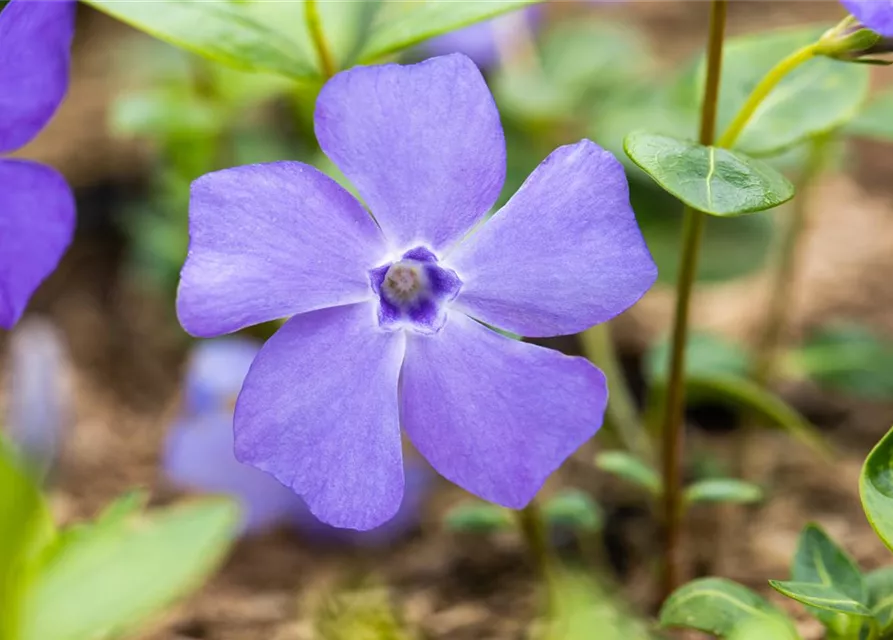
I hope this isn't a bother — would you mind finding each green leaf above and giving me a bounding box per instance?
[793,325,893,400]
[727,616,806,640]
[866,567,893,633]
[542,490,604,533]
[684,479,764,506]
[847,89,893,142]
[659,577,798,638]
[683,374,831,459]
[110,89,224,141]
[786,523,868,630]
[358,0,540,63]
[82,0,320,80]
[645,332,751,383]
[685,26,870,156]
[0,438,55,640]
[444,502,513,534]
[769,581,871,617]
[594,451,661,496]
[861,425,893,553]
[20,498,240,640]
[624,132,795,216]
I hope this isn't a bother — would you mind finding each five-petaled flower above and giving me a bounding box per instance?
[840,0,893,37]
[0,0,76,329]
[164,337,432,541]
[177,54,657,530]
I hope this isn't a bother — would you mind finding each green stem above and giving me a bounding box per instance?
[659,0,728,602]
[515,501,556,610]
[580,324,652,462]
[752,135,829,384]
[716,43,819,149]
[305,0,336,79]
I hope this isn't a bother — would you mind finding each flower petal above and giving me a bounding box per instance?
[177,162,387,337]
[842,0,893,37]
[448,140,657,337]
[164,412,302,534]
[315,53,506,252]
[0,0,75,153]
[401,314,606,509]
[234,303,406,530]
[0,160,75,329]
[184,338,261,415]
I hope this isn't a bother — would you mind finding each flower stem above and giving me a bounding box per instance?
[752,135,829,384]
[515,500,556,608]
[305,0,337,79]
[716,42,818,149]
[659,0,728,602]
[580,323,652,462]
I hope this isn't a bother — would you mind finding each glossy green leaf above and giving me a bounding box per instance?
[444,502,513,534]
[542,490,604,533]
[685,26,870,155]
[847,89,893,142]
[358,0,540,63]
[81,0,318,80]
[20,498,240,640]
[624,132,795,216]
[684,479,764,506]
[659,577,798,638]
[645,332,751,383]
[594,451,661,496]
[861,426,893,553]
[793,325,893,400]
[769,581,871,617]
[0,438,55,640]
[866,567,893,633]
[683,374,831,458]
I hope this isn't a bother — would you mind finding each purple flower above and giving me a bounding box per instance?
[426,7,542,69]
[841,0,893,37]
[177,54,657,530]
[164,338,432,541]
[0,0,76,329]
[5,318,71,477]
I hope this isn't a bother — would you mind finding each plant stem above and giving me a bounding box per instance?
[305,0,337,79]
[580,324,652,462]
[752,135,829,384]
[716,43,819,148]
[515,501,556,608]
[659,0,728,602]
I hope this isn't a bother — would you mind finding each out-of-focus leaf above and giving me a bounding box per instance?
[846,89,893,142]
[0,438,55,640]
[769,581,871,617]
[866,567,893,633]
[624,132,795,216]
[683,26,870,155]
[861,425,893,553]
[444,502,512,534]
[645,332,751,383]
[727,616,804,640]
[683,374,831,458]
[314,581,415,640]
[684,479,763,506]
[659,577,798,638]
[785,523,868,631]
[359,0,540,62]
[542,490,604,533]
[110,90,224,141]
[81,0,319,80]
[20,498,240,640]
[594,451,661,496]
[793,325,893,400]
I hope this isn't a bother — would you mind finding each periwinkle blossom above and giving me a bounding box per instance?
[165,338,432,541]
[840,0,893,37]
[0,0,76,329]
[177,54,657,530]
[5,318,71,477]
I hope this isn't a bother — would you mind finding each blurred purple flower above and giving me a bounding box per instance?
[841,0,893,37]
[165,338,432,540]
[0,0,76,329]
[426,7,542,69]
[5,318,71,477]
[177,54,656,531]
